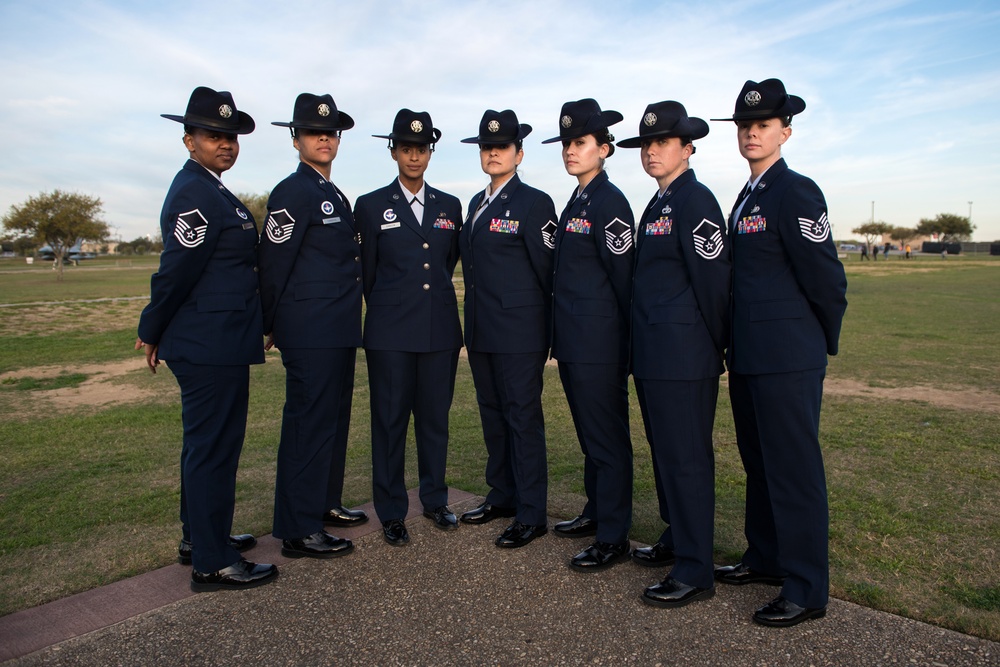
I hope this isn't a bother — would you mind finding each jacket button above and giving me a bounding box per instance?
[356,277,361,282]
[423,263,430,270]
[422,284,430,291]
[354,256,360,262]
[422,243,429,249]
[253,266,259,272]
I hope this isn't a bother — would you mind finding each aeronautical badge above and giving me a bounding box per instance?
[321,201,335,215]
[799,212,831,243]
[605,218,633,255]
[265,209,296,244]
[541,220,557,249]
[693,219,724,260]
[383,209,397,222]
[173,209,208,248]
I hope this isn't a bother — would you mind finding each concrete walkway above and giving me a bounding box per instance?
[1,491,997,666]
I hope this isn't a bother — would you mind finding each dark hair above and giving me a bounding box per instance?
[594,129,616,158]
[479,140,524,152]
[183,124,195,136]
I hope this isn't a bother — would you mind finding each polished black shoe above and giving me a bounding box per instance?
[322,505,369,527]
[631,542,676,568]
[642,577,715,608]
[382,519,410,546]
[495,520,547,548]
[569,540,630,571]
[553,515,598,538]
[752,596,827,627]
[714,562,785,586]
[281,530,355,559]
[190,558,278,592]
[423,505,459,531]
[459,502,516,525]
[177,534,257,566]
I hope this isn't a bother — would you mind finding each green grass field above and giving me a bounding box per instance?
[0,253,998,640]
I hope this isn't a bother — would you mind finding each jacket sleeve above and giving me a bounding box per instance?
[596,194,636,325]
[357,194,378,298]
[523,191,557,299]
[138,180,222,344]
[258,177,311,336]
[679,187,732,357]
[446,195,463,276]
[779,177,848,355]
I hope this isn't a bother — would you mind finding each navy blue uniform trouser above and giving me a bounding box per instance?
[366,348,459,521]
[729,368,830,609]
[272,347,356,540]
[635,376,718,590]
[557,361,633,544]
[170,360,248,573]
[467,350,548,526]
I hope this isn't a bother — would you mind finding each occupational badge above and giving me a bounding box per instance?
[693,219,723,259]
[174,209,209,248]
[265,209,296,244]
[798,212,830,243]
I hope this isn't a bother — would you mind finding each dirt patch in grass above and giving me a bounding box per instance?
[823,378,1000,414]
[0,359,155,413]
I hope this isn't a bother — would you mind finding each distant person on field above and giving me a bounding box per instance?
[860,244,868,261]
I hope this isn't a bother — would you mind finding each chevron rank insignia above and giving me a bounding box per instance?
[174,209,208,248]
[541,220,557,249]
[605,217,632,255]
[798,212,830,243]
[265,209,296,244]
[693,219,723,260]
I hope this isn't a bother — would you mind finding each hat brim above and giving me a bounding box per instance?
[541,110,624,144]
[617,117,709,148]
[373,127,442,144]
[162,111,255,135]
[711,95,806,122]
[460,124,532,144]
[271,111,355,131]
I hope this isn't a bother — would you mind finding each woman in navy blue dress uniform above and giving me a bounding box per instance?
[258,93,366,560]
[542,99,635,571]
[136,87,277,591]
[355,110,464,546]
[617,101,731,608]
[457,110,558,548]
[711,79,847,627]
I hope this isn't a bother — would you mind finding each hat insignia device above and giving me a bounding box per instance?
[744,91,761,107]
[318,104,331,117]
[411,120,424,133]
[561,115,573,129]
[643,112,657,127]
[219,104,233,118]
[488,120,500,133]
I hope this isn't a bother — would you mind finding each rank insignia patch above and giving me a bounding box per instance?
[646,217,673,236]
[798,212,830,243]
[265,209,296,244]
[489,218,520,234]
[433,217,456,230]
[566,217,591,234]
[174,209,209,248]
[737,215,766,235]
[693,219,723,260]
[541,220,557,249]
[606,218,633,255]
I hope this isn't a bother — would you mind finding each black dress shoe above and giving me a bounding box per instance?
[714,562,785,586]
[569,540,630,571]
[495,520,547,548]
[631,542,676,568]
[642,577,715,608]
[177,534,257,566]
[322,505,369,527]
[553,515,598,538]
[281,531,355,559]
[752,596,827,627]
[190,558,278,592]
[423,505,459,531]
[382,519,410,546]
[459,502,516,525]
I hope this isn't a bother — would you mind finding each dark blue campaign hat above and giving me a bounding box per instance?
[541,98,623,144]
[712,78,806,122]
[461,109,532,145]
[272,93,354,132]
[372,108,442,145]
[617,100,709,148]
[162,86,255,134]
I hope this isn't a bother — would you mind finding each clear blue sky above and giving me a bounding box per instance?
[1,0,997,242]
